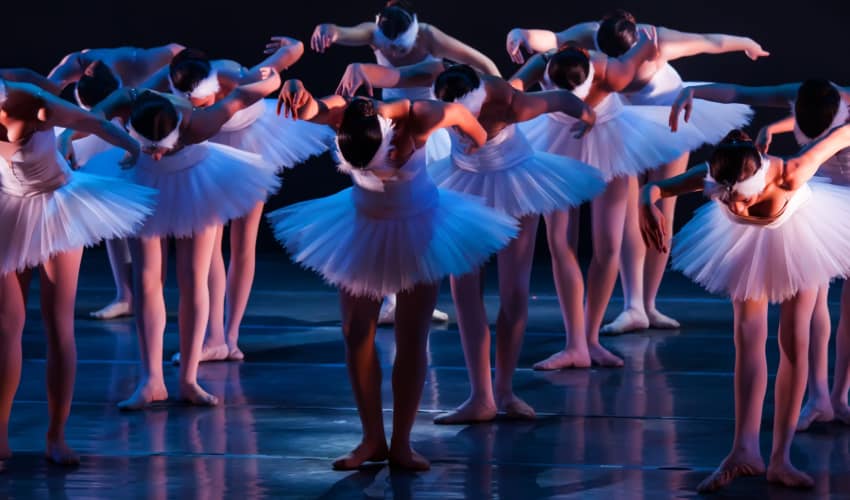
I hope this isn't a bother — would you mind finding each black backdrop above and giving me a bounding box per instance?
[4,0,849,256]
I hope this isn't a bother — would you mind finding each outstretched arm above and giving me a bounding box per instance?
[310,22,375,53]
[669,83,799,131]
[506,23,599,63]
[256,36,305,73]
[424,25,500,76]
[336,60,445,98]
[641,163,708,251]
[508,52,547,91]
[0,68,62,95]
[785,124,850,190]
[277,79,348,128]
[657,27,768,62]
[755,115,795,153]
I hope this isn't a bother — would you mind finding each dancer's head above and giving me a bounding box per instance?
[433,65,486,115]
[706,130,767,205]
[596,9,638,57]
[169,48,219,107]
[128,91,181,160]
[546,46,593,99]
[0,79,49,138]
[795,79,844,140]
[75,61,120,110]
[374,0,419,57]
[337,98,391,169]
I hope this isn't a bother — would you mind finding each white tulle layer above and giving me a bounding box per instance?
[672,181,850,303]
[86,143,280,238]
[267,189,518,298]
[211,100,334,171]
[0,171,156,275]
[425,128,451,164]
[428,152,605,217]
[521,106,705,182]
[73,135,114,168]
[682,100,753,145]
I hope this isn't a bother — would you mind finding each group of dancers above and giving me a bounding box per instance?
[2,1,850,493]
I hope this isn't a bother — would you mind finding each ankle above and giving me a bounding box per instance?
[46,430,66,443]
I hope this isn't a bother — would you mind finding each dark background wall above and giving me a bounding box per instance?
[4,0,849,257]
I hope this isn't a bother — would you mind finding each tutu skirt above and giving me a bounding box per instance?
[0,171,156,274]
[428,125,606,217]
[87,143,280,239]
[672,181,850,303]
[425,128,451,164]
[268,179,518,298]
[212,99,334,171]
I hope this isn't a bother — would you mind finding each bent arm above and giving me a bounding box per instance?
[785,124,850,189]
[658,27,768,61]
[426,26,500,76]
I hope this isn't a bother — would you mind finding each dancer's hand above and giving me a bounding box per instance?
[119,145,140,169]
[57,130,79,170]
[264,36,299,55]
[310,24,339,53]
[743,39,770,60]
[755,126,772,154]
[257,66,277,82]
[506,29,531,64]
[571,107,596,139]
[669,88,694,132]
[638,25,660,61]
[277,79,310,118]
[640,186,667,252]
[336,63,373,98]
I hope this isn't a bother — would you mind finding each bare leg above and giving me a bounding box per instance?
[90,238,134,319]
[175,228,219,406]
[798,286,834,431]
[584,177,629,366]
[196,224,230,363]
[642,155,686,328]
[833,281,850,424]
[39,248,84,465]
[0,271,27,460]
[766,289,817,487]
[334,291,388,470]
[434,269,498,424]
[222,202,265,360]
[118,237,169,410]
[493,215,539,419]
[534,210,590,370]
[389,283,439,471]
[698,298,768,493]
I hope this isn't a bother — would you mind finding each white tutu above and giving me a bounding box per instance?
[428,125,606,217]
[622,64,752,144]
[211,99,334,171]
[425,128,451,163]
[520,93,706,182]
[0,130,156,275]
[86,142,280,239]
[672,180,850,303]
[268,148,517,298]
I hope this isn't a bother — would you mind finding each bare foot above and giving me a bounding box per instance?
[496,394,536,420]
[389,444,430,471]
[45,440,80,466]
[533,349,591,370]
[431,308,449,323]
[433,398,497,425]
[833,402,850,425]
[766,462,814,488]
[697,450,766,493]
[89,300,133,320]
[601,309,649,335]
[332,441,389,470]
[589,343,624,368]
[227,345,245,361]
[171,344,231,365]
[797,398,835,431]
[179,383,219,407]
[117,380,168,411]
[646,308,680,329]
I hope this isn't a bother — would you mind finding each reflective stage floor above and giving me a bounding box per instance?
[3,251,850,499]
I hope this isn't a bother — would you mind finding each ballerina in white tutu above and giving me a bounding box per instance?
[273,80,517,469]
[512,32,704,370]
[642,127,850,491]
[312,0,501,324]
[0,78,153,464]
[82,68,282,410]
[507,9,763,334]
[341,59,608,421]
[48,44,184,320]
[143,41,334,363]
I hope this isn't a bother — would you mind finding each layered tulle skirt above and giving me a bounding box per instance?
[86,143,280,239]
[267,182,518,298]
[672,181,850,303]
[0,171,156,275]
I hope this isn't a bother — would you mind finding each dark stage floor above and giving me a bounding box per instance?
[3,249,850,499]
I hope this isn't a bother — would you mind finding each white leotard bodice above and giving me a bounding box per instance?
[720,184,812,229]
[621,63,683,106]
[540,71,624,125]
[0,129,69,197]
[219,99,266,133]
[351,146,438,218]
[448,124,534,173]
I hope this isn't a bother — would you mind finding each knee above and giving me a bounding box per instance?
[592,244,619,268]
[0,311,25,342]
[779,329,809,363]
